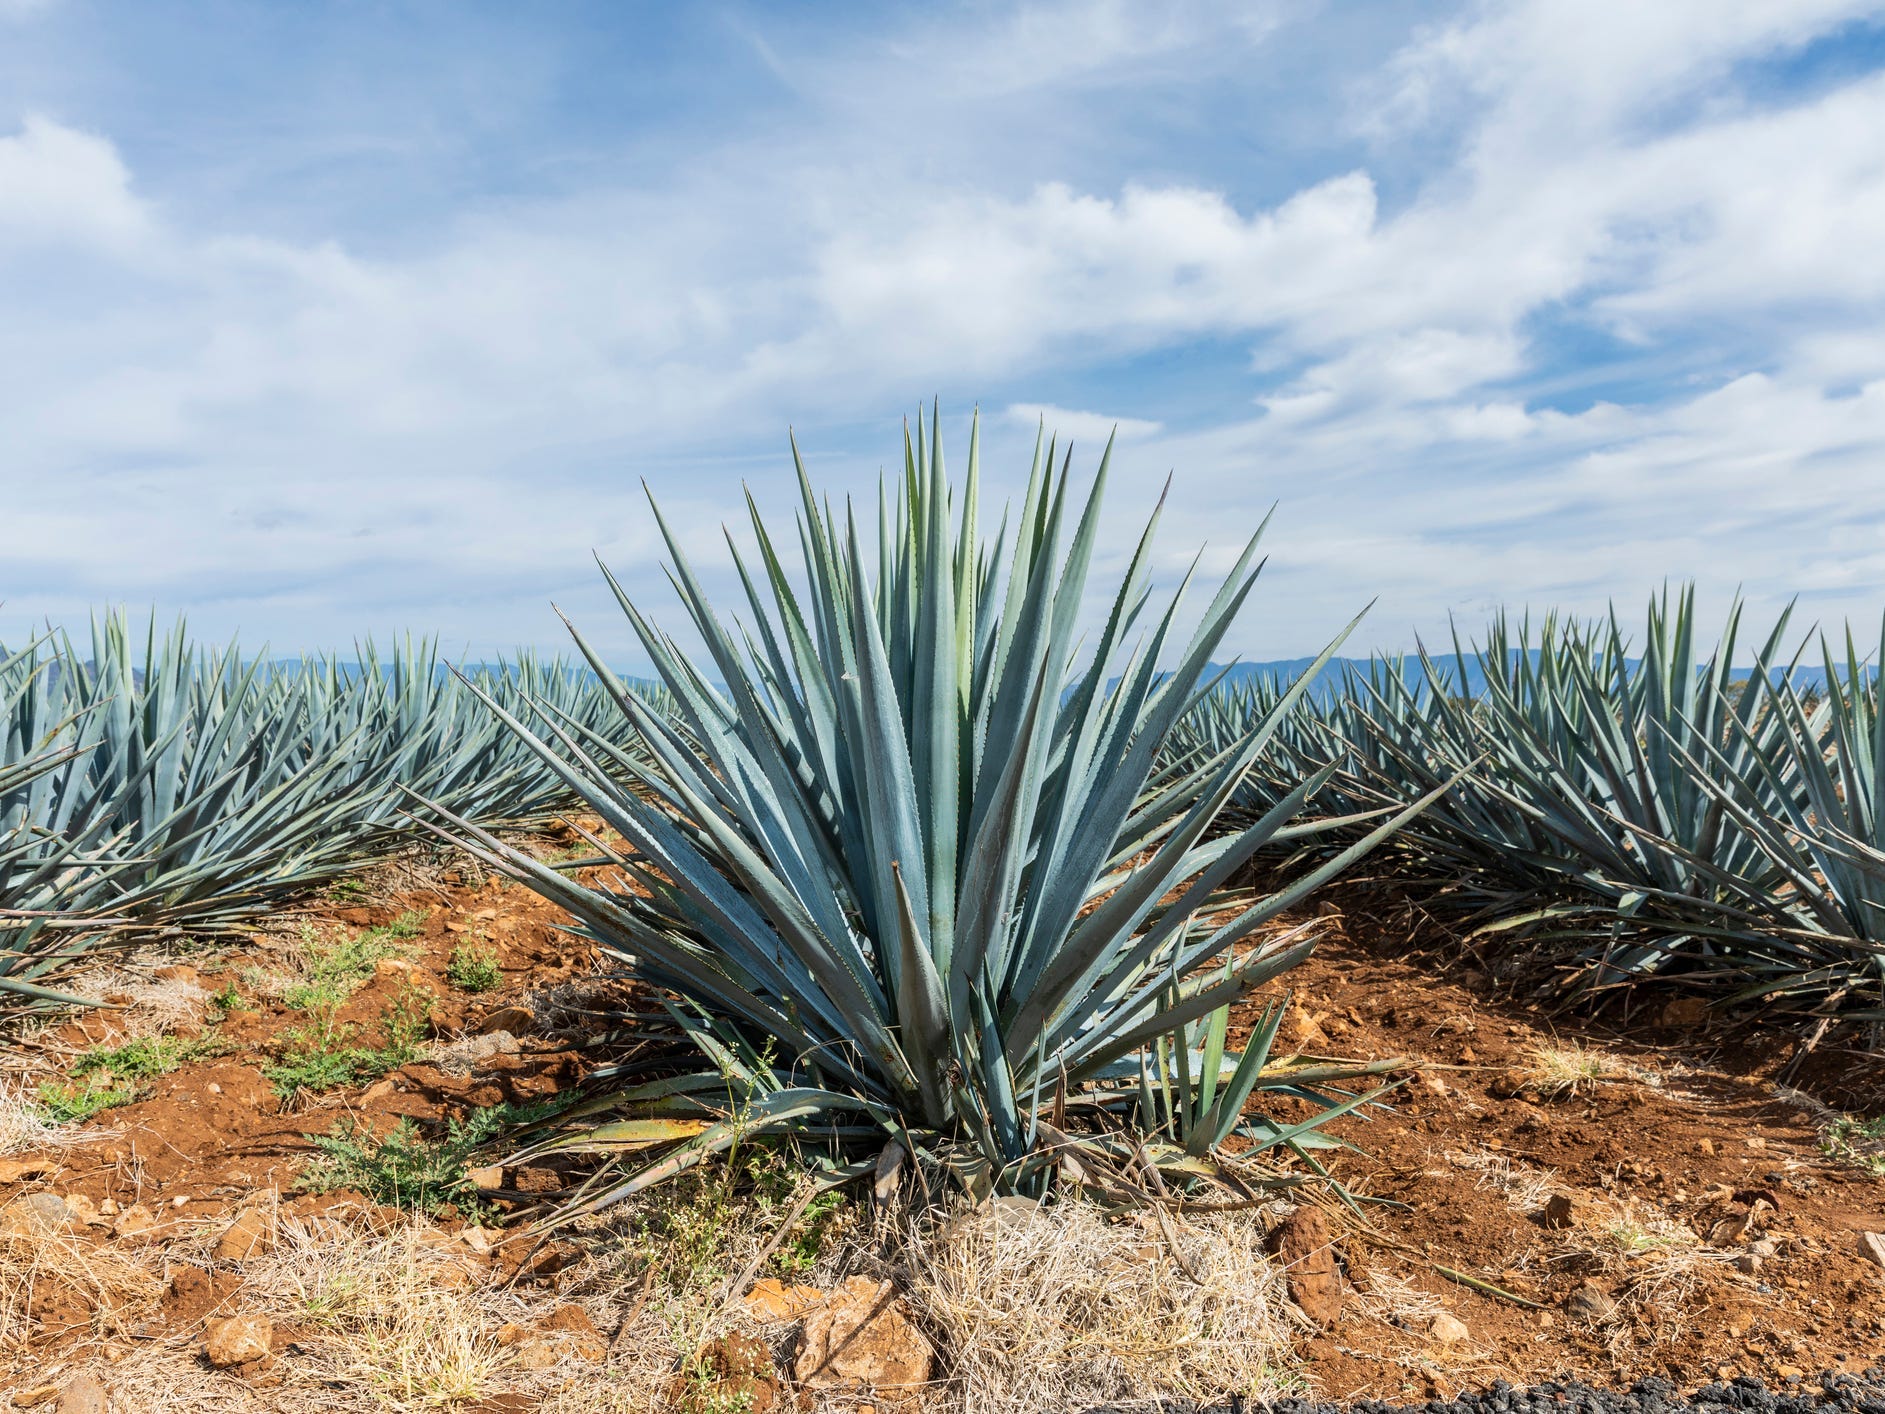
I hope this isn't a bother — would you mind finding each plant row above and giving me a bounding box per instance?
[0,612,644,1014]
[1166,590,1885,1018]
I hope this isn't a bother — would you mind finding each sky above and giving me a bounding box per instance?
[4,0,1885,668]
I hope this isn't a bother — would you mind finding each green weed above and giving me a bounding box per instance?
[72,1034,202,1081]
[299,1101,558,1216]
[1822,1114,1885,1177]
[445,938,501,993]
[264,981,433,1100]
[36,1078,138,1122]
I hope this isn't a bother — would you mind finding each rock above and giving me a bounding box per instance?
[111,1203,156,1239]
[60,1193,105,1228]
[936,1195,1043,1245]
[373,957,413,980]
[1735,1252,1763,1274]
[466,1165,504,1191]
[1429,1312,1470,1344]
[793,1276,934,1396]
[1660,996,1710,1028]
[1565,1281,1618,1323]
[214,1208,276,1262]
[541,1304,599,1339]
[1266,1206,1344,1326]
[514,1339,560,1370]
[478,1005,535,1035]
[0,1154,59,1184]
[1858,1231,1885,1270]
[494,1322,530,1348]
[10,1385,59,1409]
[154,964,201,983]
[508,1166,565,1195]
[1540,1194,1577,1230]
[53,1373,108,1414]
[744,1277,827,1323]
[204,1313,274,1367]
[2,1191,74,1234]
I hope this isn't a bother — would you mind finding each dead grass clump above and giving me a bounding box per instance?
[1446,1148,1558,1213]
[905,1200,1300,1413]
[1519,1044,1637,1099]
[0,1078,96,1157]
[242,1216,506,1408]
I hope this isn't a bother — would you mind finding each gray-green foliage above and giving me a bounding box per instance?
[1174,590,1885,1013]
[429,412,1430,1207]
[0,614,654,1014]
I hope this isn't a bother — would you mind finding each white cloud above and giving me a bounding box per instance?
[1003,404,1162,443]
[6,1,1885,661]
[0,115,149,250]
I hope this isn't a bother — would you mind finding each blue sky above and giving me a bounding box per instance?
[5,0,1885,667]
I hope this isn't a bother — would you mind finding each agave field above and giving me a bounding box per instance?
[6,417,1885,1407]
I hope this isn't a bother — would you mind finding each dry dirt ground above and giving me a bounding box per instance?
[3,830,1884,1411]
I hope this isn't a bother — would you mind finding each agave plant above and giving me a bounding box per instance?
[0,613,656,1015]
[427,413,1434,1210]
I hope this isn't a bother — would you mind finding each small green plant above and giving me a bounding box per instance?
[264,983,434,1099]
[299,1102,554,1216]
[446,938,502,993]
[1822,1114,1885,1176]
[326,876,369,902]
[381,980,433,1065]
[72,1034,198,1081]
[632,1142,849,1292]
[209,980,243,1014]
[37,1078,138,1122]
[283,912,429,1013]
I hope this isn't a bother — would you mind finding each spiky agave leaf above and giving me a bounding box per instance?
[0,612,664,1014]
[427,411,1434,1205]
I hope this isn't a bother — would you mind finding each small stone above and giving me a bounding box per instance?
[466,1165,504,1191]
[53,1373,108,1414]
[1697,1138,1715,1156]
[1660,997,1709,1028]
[171,1195,189,1209]
[1735,1253,1763,1275]
[204,1313,274,1367]
[11,1385,59,1409]
[478,1005,534,1036]
[112,1203,155,1238]
[1429,1312,1470,1344]
[514,1338,560,1370]
[1565,1281,1618,1323]
[2,1192,74,1234]
[97,1198,118,1216]
[214,1208,276,1262]
[0,1154,59,1184]
[1266,1207,1344,1327]
[794,1276,935,1394]
[494,1322,530,1348]
[1540,1194,1576,1230]
[1776,1365,1805,1381]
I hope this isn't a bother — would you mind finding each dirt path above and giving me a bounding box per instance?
[3,839,1884,1409]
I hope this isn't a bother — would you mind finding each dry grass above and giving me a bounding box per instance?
[903,1200,1301,1413]
[1518,1044,1639,1099]
[1446,1148,1558,1214]
[242,1217,511,1408]
[0,1196,163,1352]
[0,1077,98,1157]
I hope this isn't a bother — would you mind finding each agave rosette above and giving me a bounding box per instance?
[425,412,1435,1210]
